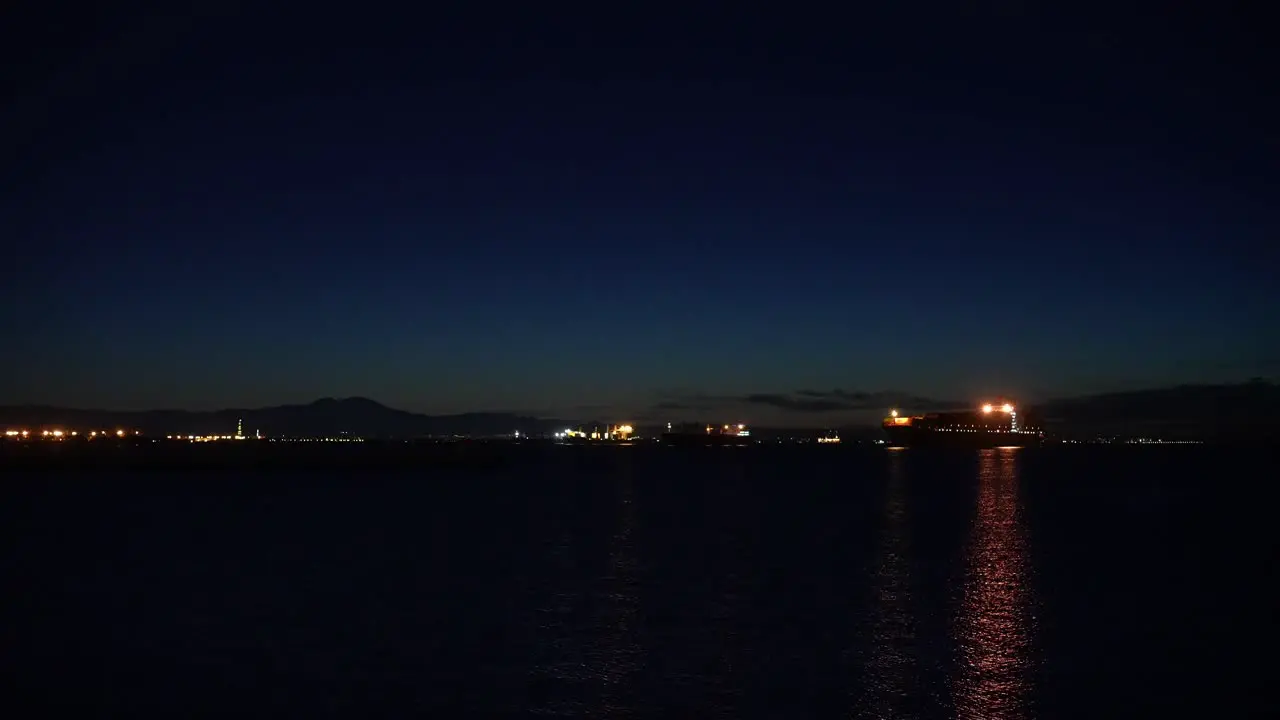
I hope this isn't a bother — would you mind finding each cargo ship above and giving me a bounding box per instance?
[882,402,1044,448]
[661,422,754,446]
[555,424,636,443]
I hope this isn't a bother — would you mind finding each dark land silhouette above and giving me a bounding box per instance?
[0,397,560,439]
[1,380,1277,442]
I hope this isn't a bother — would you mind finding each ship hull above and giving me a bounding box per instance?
[883,426,1042,449]
[660,433,753,446]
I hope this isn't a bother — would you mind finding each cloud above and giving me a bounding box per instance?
[648,391,735,413]
[742,393,855,412]
[648,388,968,417]
[789,389,969,411]
[652,400,695,410]
[571,403,614,412]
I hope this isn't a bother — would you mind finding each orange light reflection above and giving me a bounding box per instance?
[953,448,1036,719]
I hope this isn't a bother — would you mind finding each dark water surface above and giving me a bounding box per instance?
[2,446,1273,717]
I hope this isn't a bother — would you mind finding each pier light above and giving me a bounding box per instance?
[981,404,994,413]
[116,429,126,437]
[890,409,898,417]
[1001,403,1014,413]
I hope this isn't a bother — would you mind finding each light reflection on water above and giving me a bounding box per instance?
[593,469,643,716]
[953,448,1036,719]
[531,467,642,717]
[704,467,749,720]
[4,447,1262,717]
[857,449,920,718]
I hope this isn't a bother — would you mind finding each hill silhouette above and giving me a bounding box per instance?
[2,381,1277,440]
[1033,379,1279,441]
[0,397,559,438]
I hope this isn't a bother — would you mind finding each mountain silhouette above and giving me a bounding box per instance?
[1033,379,1279,441]
[0,397,559,438]
[2,381,1276,440]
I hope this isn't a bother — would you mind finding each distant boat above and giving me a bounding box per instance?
[660,422,753,446]
[555,424,637,443]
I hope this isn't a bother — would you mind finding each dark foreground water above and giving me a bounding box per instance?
[2,445,1274,718]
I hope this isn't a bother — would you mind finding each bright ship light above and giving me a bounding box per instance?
[981,404,994,413]
[1001,403,1014,413]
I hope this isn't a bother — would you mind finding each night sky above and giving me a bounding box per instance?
[2,3,1275,423]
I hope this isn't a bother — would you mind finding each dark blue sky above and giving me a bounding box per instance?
[2,3,1275,423]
